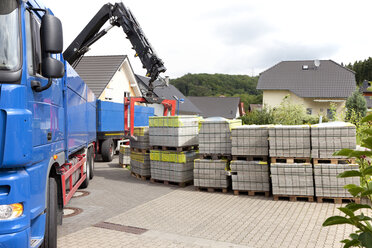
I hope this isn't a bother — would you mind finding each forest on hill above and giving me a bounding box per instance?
[346,57,372,85]
[170,73,262,110]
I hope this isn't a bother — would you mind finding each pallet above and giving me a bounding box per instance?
[131,172,150,181]
[313,158,356,165]
[150,145,198,152]
[233,190,270,197]
[273,195,314,202]
[199,154,232,160]
[130,147,149,153]
[150,178,193,187]
[195,186,229,193]
[317,196,361,204]
[232,155,268,162]
[271,157,311,164]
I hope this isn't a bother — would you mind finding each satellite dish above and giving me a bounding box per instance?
[314,59,320,67]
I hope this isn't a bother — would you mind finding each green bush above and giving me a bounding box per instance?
[240,106,273,125]
[346,90,367,121]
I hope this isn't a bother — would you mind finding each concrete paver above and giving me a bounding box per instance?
[58,159,363,247]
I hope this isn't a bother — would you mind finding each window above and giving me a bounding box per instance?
[25,10,41,75]
[0,0,20,71]
[306,108,312,115]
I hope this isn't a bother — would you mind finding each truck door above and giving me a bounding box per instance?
[24,9,65,151]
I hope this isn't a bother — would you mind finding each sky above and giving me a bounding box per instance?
[46,0,372,79]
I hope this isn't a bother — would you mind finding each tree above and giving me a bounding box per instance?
[345,90,367,121]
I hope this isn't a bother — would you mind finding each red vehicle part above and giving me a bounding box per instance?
[124,97,176,137]
[59,154,87,206]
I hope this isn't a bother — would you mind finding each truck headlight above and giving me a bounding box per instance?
[0,203,23,220]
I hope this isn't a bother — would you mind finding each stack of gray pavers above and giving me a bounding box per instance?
[312,122,358,198]
[119,145,130,165]
[150,151,197,183]
[130,126,151,177]
[269,125,311,158]
[231,125,270,192]
[271,163,314,196]
[269,125,313,196]
[194,118,241,189]
[311,122,356,158]
[149,116,199,183]
[194,159,230,188]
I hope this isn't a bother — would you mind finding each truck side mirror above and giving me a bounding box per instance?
[33,14,64,92]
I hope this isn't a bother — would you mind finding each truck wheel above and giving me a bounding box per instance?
[42,177,58,248]
[101,139,114,162]
[89,147,94,180]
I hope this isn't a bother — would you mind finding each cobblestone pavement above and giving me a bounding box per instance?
[58,158,358,248]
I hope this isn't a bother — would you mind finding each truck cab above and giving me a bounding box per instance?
[0,1,96,247]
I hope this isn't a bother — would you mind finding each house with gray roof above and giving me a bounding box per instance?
[257,60,356,116]
[136,75,202,116]
[75,55,142,103]
[188,96,244,119]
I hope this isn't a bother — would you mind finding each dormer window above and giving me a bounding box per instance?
[302,65,309,70]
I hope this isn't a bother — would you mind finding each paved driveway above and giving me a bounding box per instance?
[58,157,356,248]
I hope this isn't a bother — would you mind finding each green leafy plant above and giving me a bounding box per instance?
[323,114,372,248]
[346,90,367,121]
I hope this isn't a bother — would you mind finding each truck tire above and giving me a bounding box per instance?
[42,177,58,248]
[89,147,94,180]
[80,156,90,189]
[101,139,114,162]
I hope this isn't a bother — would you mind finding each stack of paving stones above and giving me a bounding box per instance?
[269,125,313,200]
[194,159,230,192]
[314,163,360,202]
[230,125,270,196]
[149,116,199,185]
[130,126,150,150]
[271,162,314,199]
[269,125,311,158]
[150,150,197,185]
[119,145,130,167]
[311,122,359,203]
[130,127,151,179]
[311,122,356,159]
[199,118,242,155]
[195,118,241,191]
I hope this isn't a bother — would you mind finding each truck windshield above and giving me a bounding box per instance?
[0,0,20,71]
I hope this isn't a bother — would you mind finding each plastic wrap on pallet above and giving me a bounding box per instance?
[149,116,200,147]
[130,151,151,176]
[231,160,270,191]
[131,126,150,149]
[269,125,311,158]
[194,159,230,188]
[271,163,314,196]
[314,163,359,197]
[199,117,242,155]
[311,122,356,158]
[119,145,130,165]
[231,125,270,156]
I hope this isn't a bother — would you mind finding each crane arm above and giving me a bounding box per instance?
[63,2,165,89]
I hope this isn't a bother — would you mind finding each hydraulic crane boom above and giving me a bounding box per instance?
[63,2,166,91]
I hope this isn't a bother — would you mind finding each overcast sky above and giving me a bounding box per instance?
[47,0,372,79]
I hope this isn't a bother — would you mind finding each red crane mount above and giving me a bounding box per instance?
[124,96,176,137]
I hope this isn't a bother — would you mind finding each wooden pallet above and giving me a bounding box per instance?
[150,178,193,187]
[273,195,314,202]
[313,158,356,165]
[317,196,361,204]
[232,155,268,162]
[195,186,229,193]
[233,190,270,197]
[131,172,150,181]
[150,145,198,152]
[271,157,311,164]
[130,147,149,153]
[199,154,232,160]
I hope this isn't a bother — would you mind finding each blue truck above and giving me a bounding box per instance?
[96,100,154,162]
[0,0,166,247]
